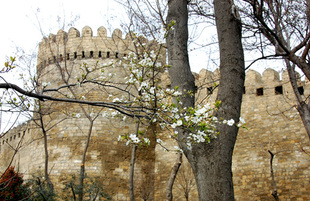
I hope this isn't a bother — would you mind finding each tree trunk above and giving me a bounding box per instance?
[137,123,156,201]
[166,153,182,201]
[166,0,245,200]
[286,60,310,140]
[268,150,280,201]
[78,119,94,201]
[38,109,54,192]
[129,144,137,201]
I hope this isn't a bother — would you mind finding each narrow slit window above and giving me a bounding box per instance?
[115,52,119,58]
[14,135,16,139]
[256,88,264,96]
[275,86,283,95]
[90,51,93,58]
[74,52,77,59]
[10,136,12,141]
[82,51,85,58]
[67,53,70,60]
[298,86,304,95]
[59,54,63,61]
[98,51,102,58]
[107,52,110,58]
[18,133,21,138]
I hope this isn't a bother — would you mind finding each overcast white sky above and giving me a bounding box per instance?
[0,0,222,76]
[0,0,128,132]
[0,1,125,67]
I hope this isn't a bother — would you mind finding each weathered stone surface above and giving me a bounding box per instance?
[0,27,309,200]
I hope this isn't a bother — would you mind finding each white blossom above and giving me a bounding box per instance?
[176,120,182,126]
[144,138,150,145]
[113,98,121,102]
[42,82,51,87]
[102,111,109,118]
[90,112,95,118]
[239,117,245,124]
[227,119,235,126]
[129,134,140,144]
[156,138,163,144]
[173,91,182,96]
[174,146,183,153]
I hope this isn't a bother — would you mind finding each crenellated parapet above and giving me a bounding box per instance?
[197,68,308,99]
[37,26,161,69]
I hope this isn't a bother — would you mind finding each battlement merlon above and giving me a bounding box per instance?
[36,26,164,68]
[197,68,308,98]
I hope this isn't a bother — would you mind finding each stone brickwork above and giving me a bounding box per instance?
[0,26,309,200]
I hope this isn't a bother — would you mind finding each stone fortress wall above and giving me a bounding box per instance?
[1,26,309,200]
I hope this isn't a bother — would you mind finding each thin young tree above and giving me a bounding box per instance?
[240,0,310,140]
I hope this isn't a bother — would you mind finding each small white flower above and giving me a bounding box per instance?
[176,120,182,126]
[129,134,140,144]
[144,138,150,145]
[76,113,81,118]
[186,141,192,150]
[111,111,119,117]
[171,123,177,129]
[173,91,182,96]
[118,135,122,141]
[239,117,245,124]
[42,82,51,87]
[174,146,183,153]
[102,111,108,117]
[227,119,235,126]
[156,138,163,144]
[113,98,121,102]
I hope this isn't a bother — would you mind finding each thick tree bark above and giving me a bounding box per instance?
[137,123,156,201]
[167,0,244,200]
[166,0,196,109]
